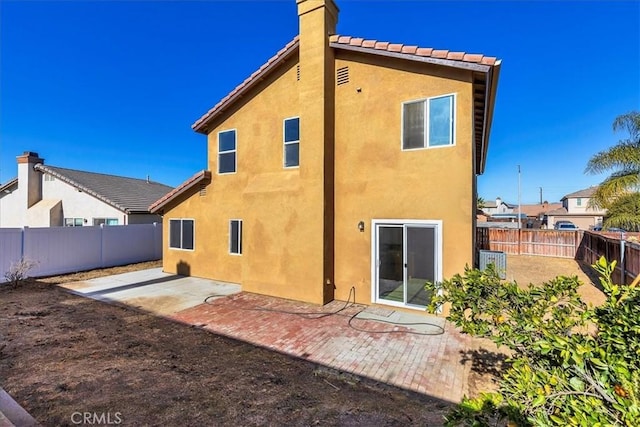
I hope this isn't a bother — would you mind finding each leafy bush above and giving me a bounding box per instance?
[426,257,639,426]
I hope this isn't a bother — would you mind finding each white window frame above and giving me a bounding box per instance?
[169,218,195,251]
[401,93,456,151]
[64,218,84,227]
[283,116,300,168]
[218,129,237,175]
[370,219,443,312]
[229,219,243,255]
[93,218,118,226]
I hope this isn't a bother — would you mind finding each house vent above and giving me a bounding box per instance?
[336,66,349,85]
[199,184,207,197]
[296,64,300,81]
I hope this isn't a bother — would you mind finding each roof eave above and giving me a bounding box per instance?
[34,164,130,213]
[478,60,501,175]
[149,170,212,214]
[192,38,300,135]
[0,177,18,193]
[331,42,492,73]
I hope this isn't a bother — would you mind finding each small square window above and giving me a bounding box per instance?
[169,219,194,250]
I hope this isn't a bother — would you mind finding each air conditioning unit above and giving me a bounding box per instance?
[479,250,507,279]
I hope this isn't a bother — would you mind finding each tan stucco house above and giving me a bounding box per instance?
[546,187,607,230]
[150,0,501,309]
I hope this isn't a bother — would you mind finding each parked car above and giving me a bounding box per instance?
[554,222,579,230]
[593,225,626,232]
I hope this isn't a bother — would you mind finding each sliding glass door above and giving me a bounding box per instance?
[374,221,440,308]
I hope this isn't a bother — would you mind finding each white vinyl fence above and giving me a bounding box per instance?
[0,223,162,282]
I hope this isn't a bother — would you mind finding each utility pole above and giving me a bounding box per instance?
[539,187,543,204]
[518,165,522,229]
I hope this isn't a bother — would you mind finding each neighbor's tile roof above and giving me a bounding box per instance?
[328,35,499,67]
[0,177,18,193]
[35,165,173,214]
[562,187,598,199]
[518,203,563,217]
[149,170,211,213]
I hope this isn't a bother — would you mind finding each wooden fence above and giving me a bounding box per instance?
[577,231,640,285]
[476,228,583,258]
[476,227,639,284]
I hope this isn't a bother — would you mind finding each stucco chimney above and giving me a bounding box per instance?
[296,0,338,304]
[17,151,44,208]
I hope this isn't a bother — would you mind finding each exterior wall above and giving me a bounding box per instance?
[564,196,606,215]
[128,214,163,224]
[0,187,22,227]
[162,57,329,302]
[42,176,127,225]
[548,214,604,230]
[333,52,475,303]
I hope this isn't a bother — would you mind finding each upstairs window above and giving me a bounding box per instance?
[577,198,582,207]
[402,94,455,150]
[229,219,242,255]
[169,219,194,250]
[283,117,300,168]
[218,130,236,174]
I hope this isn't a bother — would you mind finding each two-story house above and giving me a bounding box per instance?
[481,197,515,216]
[545,187,606,229]
[0,152,172,228]
[150,0,501,309]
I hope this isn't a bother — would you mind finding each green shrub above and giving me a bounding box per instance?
[426,257,639,426]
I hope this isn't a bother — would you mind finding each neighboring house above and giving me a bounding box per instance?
[150,0,501,309]
[481,197,514,216]
[518,202,563,228]
[545,187,606,230]
[0,152,173,228]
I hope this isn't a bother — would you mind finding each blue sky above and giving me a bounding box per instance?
[1,0,638,204]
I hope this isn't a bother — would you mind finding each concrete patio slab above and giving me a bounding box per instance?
[60,268,241,316]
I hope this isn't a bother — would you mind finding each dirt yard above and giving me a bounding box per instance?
[0,256,606,426]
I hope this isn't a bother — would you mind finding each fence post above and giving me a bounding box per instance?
[518,228,522,255]
[620,238,626,284]
[100,224,105,268]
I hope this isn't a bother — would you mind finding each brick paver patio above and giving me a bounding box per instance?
[172,292,475,402]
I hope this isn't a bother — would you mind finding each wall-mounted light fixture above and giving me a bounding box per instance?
[358,221,365,232]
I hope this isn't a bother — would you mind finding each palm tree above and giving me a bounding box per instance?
[585,111,640,209]
[603,192,640,232]
[477,196,486,209]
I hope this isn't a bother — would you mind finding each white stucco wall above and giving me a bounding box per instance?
[42,175,126,226]
[0,187,23,227]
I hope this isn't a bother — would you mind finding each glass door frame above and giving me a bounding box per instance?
[371,219,443,310]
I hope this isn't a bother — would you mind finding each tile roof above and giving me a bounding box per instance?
[35,165,173,214]
[192,36,300,134]
[329,34,499,68]
[0,177,18,194]
[149,170,211,213]
[562,187,598,199]
[191,32,500,174]
[518,203,563,217]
